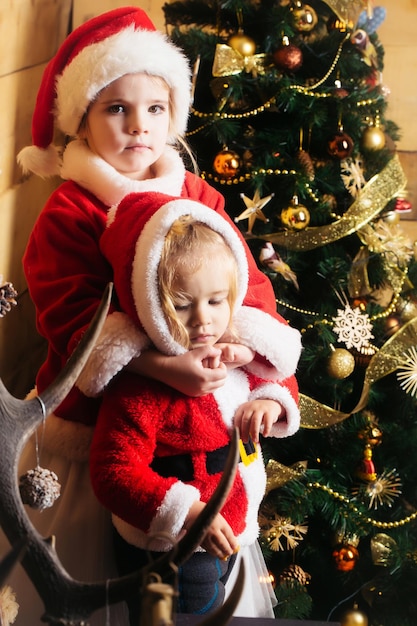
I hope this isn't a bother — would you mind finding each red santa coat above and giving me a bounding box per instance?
[23,141,301,432]
[90,367,300,551]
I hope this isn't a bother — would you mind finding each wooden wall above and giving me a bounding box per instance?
[0,0,416,397]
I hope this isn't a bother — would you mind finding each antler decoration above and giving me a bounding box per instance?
[0,283,243,625]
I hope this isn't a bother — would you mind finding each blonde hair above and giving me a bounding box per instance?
[158,216,239,348]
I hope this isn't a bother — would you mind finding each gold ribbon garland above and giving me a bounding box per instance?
[321,0,367,26]
[259,155,407,251]
[300,317,417,429]
[212,43,267,77]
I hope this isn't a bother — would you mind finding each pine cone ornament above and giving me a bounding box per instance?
[279,563,311,586]
[297,149,315,181]
[0,281,17,318]
[19,466,61,511]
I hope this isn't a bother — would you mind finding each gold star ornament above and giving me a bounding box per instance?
[235,189,274,234]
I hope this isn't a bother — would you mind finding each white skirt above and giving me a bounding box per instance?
[225,541,277,618]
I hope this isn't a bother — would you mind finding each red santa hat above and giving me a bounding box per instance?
[100,192,249,356]
[18,6,191,178]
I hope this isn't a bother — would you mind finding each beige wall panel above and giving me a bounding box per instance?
[72,0,166,30]
[378,1,417,152]
[0,0,72,77]
[0,65,45,195]
[0,179,56,396]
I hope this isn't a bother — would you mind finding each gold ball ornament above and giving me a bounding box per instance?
[370,533,396,567]
[380,209,400,226]
[212,149,241,179]
[340,605,368,626]
[280,197,310,230]
[292,2,318,32]
[227,31,256,57]
[384,315,401,338]
[399,299,417,322]
[327,347,355,379]
[361,125,386,151]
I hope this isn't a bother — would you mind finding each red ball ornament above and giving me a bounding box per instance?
[273,36,303,72]
[395,197,412,213]
[332,543,359,572]
[327,131,354,159]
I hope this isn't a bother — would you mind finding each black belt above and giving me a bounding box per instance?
[151,439,256,483]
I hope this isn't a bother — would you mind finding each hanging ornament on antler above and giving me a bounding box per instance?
[0,279,17,318]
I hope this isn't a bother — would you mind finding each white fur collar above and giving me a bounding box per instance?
[60,140,186,206]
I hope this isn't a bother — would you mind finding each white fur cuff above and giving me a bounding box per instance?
[76,311,150,397]
[233,306,302,381]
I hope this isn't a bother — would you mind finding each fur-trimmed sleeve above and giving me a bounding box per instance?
[76,311,151,397]
[233,306,302,381]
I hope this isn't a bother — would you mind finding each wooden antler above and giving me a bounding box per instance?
[0,284,242,625]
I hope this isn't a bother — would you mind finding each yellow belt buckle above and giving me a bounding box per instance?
[239,437,258,466]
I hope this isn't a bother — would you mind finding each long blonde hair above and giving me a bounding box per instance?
[158,216,239,348]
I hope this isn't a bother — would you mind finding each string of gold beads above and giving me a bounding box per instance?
[307,482,417,528]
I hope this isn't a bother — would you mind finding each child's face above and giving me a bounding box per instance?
[172,257,232,349]
[80,73,170,179]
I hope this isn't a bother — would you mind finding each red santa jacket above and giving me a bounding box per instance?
[90,368,300,551]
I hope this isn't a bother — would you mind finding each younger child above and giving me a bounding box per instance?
[90,192,301,622]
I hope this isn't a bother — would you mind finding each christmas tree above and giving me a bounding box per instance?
[163,1,417,625]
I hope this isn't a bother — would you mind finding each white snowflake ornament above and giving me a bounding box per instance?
[332,305,374,351]
[397,346,417,398]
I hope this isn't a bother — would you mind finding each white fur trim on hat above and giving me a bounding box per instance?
[56,26,191,141]
[132,199,250,355]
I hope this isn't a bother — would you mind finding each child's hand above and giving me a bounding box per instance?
[234,399,285,443]
[215,343,255,369]
[184,501,239,559]
[129,347,227,396]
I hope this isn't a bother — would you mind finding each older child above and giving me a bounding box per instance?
[9,6,301,624]
[90,192,301,622]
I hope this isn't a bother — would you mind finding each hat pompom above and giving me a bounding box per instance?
[17,144,62,178]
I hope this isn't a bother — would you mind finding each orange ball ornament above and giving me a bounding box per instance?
[328,131,354,159]
[213,149,241,179]
[332,543,359,572]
